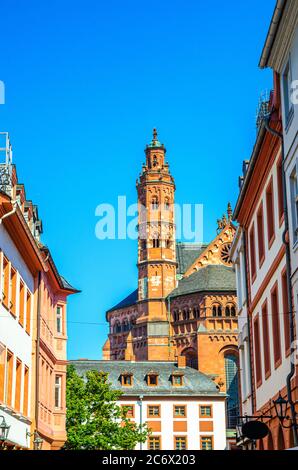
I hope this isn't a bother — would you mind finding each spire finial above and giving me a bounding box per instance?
[153,128,158,142]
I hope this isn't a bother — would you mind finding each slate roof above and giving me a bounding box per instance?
[170,264,236,298]
[176,242,208,275]
[70,360,225,397]
[107,289,138,313]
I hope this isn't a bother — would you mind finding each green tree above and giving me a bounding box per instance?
[64,365,149,450]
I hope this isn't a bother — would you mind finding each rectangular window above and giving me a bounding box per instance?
[10,267,17,316]
[283,61,293,125]
[281,270,291,354]
[148,405,160,417]
[56,305,63,334]
[249,224,256,281]
[261,301,271,377]
[5,350,13,407]
[174,405,186,417]
[0,343,5,402]
[2,257,9,309]
[266,179,275,245]
[172,374,183,386]
[147,374,158,386]
[290,164,298,243]
[200,405,212,418]
[174,436,187,450]
[19,281,25,327]
[271,284,281,366]
[15,359,22,412]
[253,316,262,386]
[121,374,133,386]
[257,204,265,266]
[148,436,161,450]
[25,291,32,335]
[201,436,213,451]
[277,158,284,222]
[121,404,134,418]
[23,366,29,416]
[55,375,62,409]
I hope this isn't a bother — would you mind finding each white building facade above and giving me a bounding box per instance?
[71,359,227,451]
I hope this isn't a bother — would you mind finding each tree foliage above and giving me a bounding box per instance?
[64,365,149,450]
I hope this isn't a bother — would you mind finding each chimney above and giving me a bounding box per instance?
[177,356,186,369]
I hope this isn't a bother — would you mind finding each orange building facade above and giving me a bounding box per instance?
[103,131,239,442]
[0,133,78,450]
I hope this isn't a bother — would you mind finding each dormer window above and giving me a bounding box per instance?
[147,373,159,386]
[172,373,184,387]
[121,373,133,387]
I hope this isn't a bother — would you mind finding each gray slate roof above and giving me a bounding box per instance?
[170,264,236,298]
[107,289,138,313]
[70,360,224,397]
[176,242,208,275]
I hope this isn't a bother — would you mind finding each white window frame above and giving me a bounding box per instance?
[55,375,62,409]
[56,305,63,334]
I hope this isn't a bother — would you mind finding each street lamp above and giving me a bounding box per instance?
[0,415,10,447]
[273,393,289,424]
[26,430,43,450]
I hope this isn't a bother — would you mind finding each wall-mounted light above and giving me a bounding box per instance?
[0,415,10,447]
[26,430,43,450]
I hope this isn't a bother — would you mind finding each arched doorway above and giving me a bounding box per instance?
[181,348,198,369]
[224,353,240,429]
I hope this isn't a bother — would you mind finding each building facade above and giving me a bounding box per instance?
[71,358,227,451]
[102,130,239,445]
[0,132,78,449]
[232,72,297,448]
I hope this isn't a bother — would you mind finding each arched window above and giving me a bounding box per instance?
[151,196,159,210]
[224,354,240,429]
[153,238,160,248]
[165,239,171,249]
[164,198,170,210]
[123,319,130,332]
[212,303,222,317]
[115,321,121,333]
[225,304,236,317]
[183,309,188,321]
[152,155,158,167]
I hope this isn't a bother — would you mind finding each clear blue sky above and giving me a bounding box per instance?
[0,0,275,359]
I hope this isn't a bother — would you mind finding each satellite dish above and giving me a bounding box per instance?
[242,421,269,440]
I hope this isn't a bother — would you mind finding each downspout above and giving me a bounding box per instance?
[139,395,143,450]
[35,271,42,438]
[0,201,17,224]
[264,117,298,447]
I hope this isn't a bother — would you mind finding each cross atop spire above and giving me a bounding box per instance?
[153,128,158,142]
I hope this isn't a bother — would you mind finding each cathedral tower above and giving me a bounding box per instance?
[136,129,177,360]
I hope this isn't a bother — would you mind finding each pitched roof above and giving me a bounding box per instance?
[176,242,208,275]
[70,360,224,397]
[107,289,138,313]
[169,264,236,298]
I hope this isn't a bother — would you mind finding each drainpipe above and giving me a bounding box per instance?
[35,271,42,441]
[0,201,17,224]
[264,117,298,447]
[138,395,143,450]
